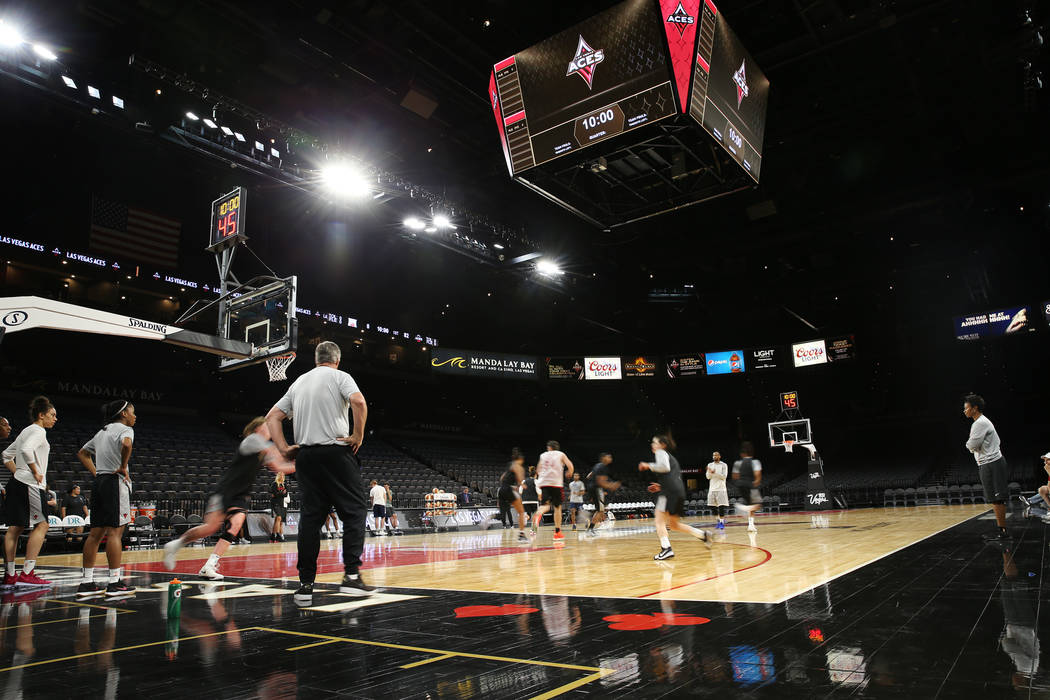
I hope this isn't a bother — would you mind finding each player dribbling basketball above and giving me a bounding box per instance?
[639,435,711,560]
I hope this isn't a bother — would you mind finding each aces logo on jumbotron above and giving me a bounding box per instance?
[665,2,695,37]
[566,35,605,90]
[733,59,749,108]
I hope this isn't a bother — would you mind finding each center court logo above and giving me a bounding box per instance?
[566,35,605,90]
[733,59,749,108]
[665,2,695,36]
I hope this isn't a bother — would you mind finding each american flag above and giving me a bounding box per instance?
[90,196,181,268]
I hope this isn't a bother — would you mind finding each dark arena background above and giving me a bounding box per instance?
[0,0,1047,697]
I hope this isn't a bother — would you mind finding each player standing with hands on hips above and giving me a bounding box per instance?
[964,394,1010,541]
[265,341,374,603]
[1,396,57,588]
[639,435,711,560]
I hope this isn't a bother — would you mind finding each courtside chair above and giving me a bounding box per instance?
[947,485,962,505]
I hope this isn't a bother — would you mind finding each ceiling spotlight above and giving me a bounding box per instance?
[536,259,563,276]
[202,118,217,129]
[424,226,437,233]
[155,88,162,95]
[493,243,505,250]
[87,85,100,99]
[219,126,233,136]
[32,43,57,61]
[321,163,371,199]
[111,95,124,109]
[483,19,492,27]
[254,140,264,151]
[233,131,246,142]
[185,111,200,121]
[433,214,453,229]
[61,75,76,89]
[0,21,24,48]
[404,217,425,231]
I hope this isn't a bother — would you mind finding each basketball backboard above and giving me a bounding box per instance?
[218,276,297,371]
[768,419,812,447]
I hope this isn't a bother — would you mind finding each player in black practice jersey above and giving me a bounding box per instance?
[639,435,711,560]
[585,453,620,534]
[732,442,763,532]
[521,465,539,520]
[163,417,295,579]
[481,451,530,543]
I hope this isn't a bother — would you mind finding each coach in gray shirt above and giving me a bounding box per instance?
[266,341,374,603]
[964,393,1009,542]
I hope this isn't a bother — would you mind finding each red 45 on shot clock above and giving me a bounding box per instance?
[780,390,799,411]
[207,186,247,252]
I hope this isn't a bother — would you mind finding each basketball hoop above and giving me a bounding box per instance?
[265,352,295,382]
[783,440,795,453]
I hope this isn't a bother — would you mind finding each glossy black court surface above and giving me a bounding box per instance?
[1,513,1046,699]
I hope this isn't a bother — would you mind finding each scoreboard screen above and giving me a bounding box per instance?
[689,0,769,181]
[490,0,678,174]
[208,187,246,253]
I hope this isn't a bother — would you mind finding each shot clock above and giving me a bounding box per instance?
[207,187,246,252]
[780,391,799,412]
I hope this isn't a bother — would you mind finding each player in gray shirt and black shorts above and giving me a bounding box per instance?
[964,394,1010,542]
[266,341,374,603]
[75,400,137,597]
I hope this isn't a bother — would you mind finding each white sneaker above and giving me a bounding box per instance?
[198,565,224,580]
[163,540,181,571]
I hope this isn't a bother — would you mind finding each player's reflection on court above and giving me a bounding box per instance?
[540,596,581,643]
[68,600,121,699]
[179,584,243,666]
[1,594,50,700]
[997,545,1044,689]
[256,670,299,699]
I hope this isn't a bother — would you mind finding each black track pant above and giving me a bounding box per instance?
[295,445,367,583]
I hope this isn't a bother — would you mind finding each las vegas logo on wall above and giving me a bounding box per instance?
[733,59,749,108]
[566,35,605,90]
[665,2,695,36]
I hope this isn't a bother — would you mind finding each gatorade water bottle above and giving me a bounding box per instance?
[168,578,182,618]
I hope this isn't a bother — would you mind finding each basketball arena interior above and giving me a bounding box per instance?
[0,1,1047,697]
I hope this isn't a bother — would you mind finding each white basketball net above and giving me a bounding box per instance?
[265,353,296,382]
[783,440,794,453]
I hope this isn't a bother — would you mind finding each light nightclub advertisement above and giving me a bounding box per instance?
[584,357,622,380]
[792,339,827,368]
[954,305,1033,340]
[704,350,745,375]
[750,346,780,370]
[431,348,540,380]
[546,357,585,380]
[622,355,657,378]
[666,354,705,378]
[826,335,856,362]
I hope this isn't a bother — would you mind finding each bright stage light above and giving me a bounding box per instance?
[0,21,23,48]
[404,217,425,231]
[432,214,453,229]
[254,141,264,151]
[321,163,371,199]
[536,259,563,276]
[202,118,217,129]
[185,111,199,121]
[424,226,437,233]
[87,85,100,99]
[111,95,124,108]
[493,243,505,250]
[270,147,280,158]
[61,76,76,88]
[31,43,56,60]
[234,132,246,142]
[219,125,233,136]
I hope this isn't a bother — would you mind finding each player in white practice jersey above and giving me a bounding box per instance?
[532,441,574,541]
[706,451,730,530]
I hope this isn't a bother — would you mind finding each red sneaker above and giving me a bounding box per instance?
[1,574,16,589]
[553,531,565,540]
[15,571,51,588]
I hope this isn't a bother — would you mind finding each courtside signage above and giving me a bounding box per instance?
[584,356,622,380]
[792,339,827,367]
[431,348,539,380]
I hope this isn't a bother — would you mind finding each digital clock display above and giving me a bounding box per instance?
[780,391,799,411]
[208,187,247,252]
